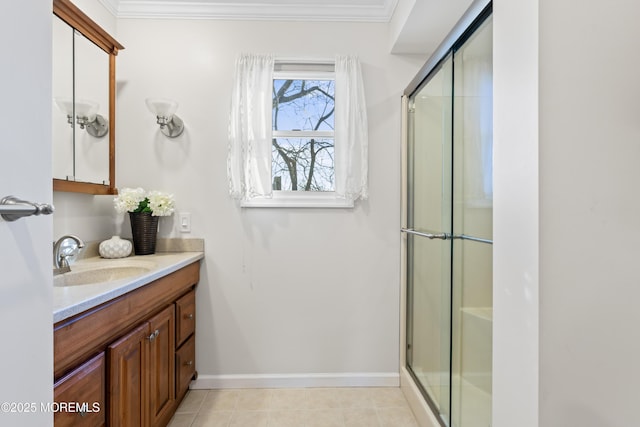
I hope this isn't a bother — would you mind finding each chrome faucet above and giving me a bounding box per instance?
[53,234,85,272]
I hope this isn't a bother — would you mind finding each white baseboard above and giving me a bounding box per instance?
[400,367,441,427]
[191,372,400,390]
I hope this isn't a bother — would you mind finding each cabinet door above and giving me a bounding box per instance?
[54,352,105,427]
[148,305,176,427]
[108,323,149,427]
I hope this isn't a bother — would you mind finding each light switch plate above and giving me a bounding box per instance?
[179,212,191,233]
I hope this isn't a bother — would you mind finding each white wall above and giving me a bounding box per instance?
[109,18,422,385]
[492,0,539,425]
[495,0,640,425]
[74,0,117,35]
[538,0,640,425]
[0,0,53,425]
[389,0,475,54]
[53,192,119,242]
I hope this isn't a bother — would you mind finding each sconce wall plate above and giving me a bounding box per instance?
[84,114,109,137]
[157,114,184,138]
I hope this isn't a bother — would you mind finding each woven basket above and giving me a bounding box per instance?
[129,212,159,255]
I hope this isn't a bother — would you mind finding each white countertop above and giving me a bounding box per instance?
[53,252,204,324]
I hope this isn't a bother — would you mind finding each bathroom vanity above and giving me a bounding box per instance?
[53,252,202,426]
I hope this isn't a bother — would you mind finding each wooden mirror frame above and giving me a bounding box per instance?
[53,0,124,195]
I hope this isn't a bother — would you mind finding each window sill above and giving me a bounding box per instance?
[240,192,354,209]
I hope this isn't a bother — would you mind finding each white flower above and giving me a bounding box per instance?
[147,190,175,217]
[113,187,146,213]
[113,187,175,216]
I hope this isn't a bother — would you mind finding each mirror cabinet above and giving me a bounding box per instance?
[52,0,124,195]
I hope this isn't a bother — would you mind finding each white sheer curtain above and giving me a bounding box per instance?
[227,53,369,204]
[227,53,274,200]
[334,55,368,202]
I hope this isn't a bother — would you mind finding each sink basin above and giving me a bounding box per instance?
[54,259,157,287]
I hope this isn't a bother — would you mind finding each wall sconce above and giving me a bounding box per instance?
[53,98,109,138]
[145,98,184,138]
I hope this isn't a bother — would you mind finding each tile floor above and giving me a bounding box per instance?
[168,387,419,427]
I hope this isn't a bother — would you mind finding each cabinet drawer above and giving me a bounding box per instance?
[54,352,105,427]
[175,290,195,347]
[175,335,196,398]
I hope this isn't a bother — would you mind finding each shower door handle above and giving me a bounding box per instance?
[401,228,451,240]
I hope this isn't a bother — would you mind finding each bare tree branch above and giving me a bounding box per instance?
[272,79,335,191]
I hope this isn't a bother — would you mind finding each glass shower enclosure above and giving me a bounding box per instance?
[402,3,492,427]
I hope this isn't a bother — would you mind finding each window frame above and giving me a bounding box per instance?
[242,65,354,208]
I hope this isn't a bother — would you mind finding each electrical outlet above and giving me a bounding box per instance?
[179,212,191,233]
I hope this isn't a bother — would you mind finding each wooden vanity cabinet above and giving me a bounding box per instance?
[54,352,106,427]
[148,306,176,426]
[108,305,175,427]
[175,290,195,347]
[54,261,199,427]
[175,335,196,400]
[108,323,148,427]
[175,290,196,400]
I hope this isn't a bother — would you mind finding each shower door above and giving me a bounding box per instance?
[405,53,454,424]
[404,8,492,427]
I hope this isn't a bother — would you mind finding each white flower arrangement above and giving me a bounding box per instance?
[114,187,175,217]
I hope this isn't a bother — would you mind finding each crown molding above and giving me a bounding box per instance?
[98,0,120,16]
[99,0,397,22]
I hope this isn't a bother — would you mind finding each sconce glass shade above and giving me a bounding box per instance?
[54,98,74,116]
[54,98,74,126]
[145,98,184,138]
[54,97,108,138]
[75,99,99,122]
[145,98,178,118]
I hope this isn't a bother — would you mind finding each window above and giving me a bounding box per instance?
[272,66,335,193]
[228,54,368,208]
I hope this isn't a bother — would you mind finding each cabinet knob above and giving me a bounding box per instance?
[186,313,194,320]
[185,360,193,366]
[147,329,160,341]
